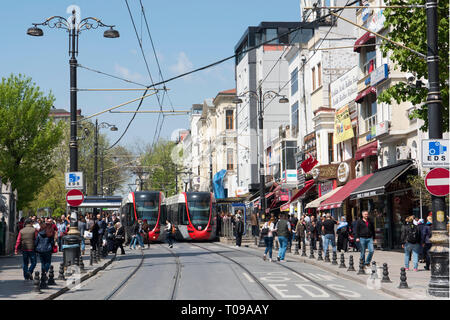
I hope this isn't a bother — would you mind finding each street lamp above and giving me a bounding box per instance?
[233,88,288,221]
[27,9,119,267]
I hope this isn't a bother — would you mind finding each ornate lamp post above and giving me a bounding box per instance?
[27,9,119,266]
[233,88,288,220]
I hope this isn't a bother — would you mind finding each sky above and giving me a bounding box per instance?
[0,0,302,152]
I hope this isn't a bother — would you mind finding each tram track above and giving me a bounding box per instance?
[210,242,350,300]
[163,245,182,300]
[191,243,278,300]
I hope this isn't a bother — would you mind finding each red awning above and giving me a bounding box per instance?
[355,140,378,161]
[289,180,315,204]
[354,32,376,52]
[265,191,274,198]
[317,173,374,210]
[355,86,376,103]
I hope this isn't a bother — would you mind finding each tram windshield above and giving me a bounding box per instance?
[134,192,160,227]
[187,193,210,226]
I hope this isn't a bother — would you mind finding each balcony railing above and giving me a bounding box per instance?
[360,114,377,135]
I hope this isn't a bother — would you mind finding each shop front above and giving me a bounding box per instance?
[349,160,416,250]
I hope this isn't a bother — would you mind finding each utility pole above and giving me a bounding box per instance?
[258,86,266,221]
[425,0,448,298]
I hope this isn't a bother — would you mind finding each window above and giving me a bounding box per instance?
[227,149,234,170]
[291,68,298,95]
[363,49,376,76]
[312,67,316,91]
[265,29,278,44]
[317,63,322,87]
[226,110,234,130]
[291,101,299,138]
[282,141,297,171]
[328,133,334,163]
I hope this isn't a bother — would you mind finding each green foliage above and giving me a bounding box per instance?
[379,0,449,132]
[141,140,177,196]
[0,74,63,209]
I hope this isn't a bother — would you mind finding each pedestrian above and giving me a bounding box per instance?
[261,216,276,262]
[78,216,87,255]
[136,219,145,249]
[142,219,150,248]
[235,214,244,247]
[14,218,37,280]
[113,222,126,255]
[106,222,116,253]
[275,213,291,262]
[32,217,41,231]
[355,210,375,266]
[17,217,25,232]
[417,218,425,262]
[35,222,55,274]
[336,216,349,252]
[250,211,259,238]
[90,215,100,252]
[295,216,306,251]
[129,220,139,250]
[96,214,107,252]
[288,213,298,249]
[351,218,360,251]
[165,219,174,248]
[317,214,325,249]
[322,213,337,257]
[401,215,421,271]
[56,217,67,252]
[307,215,318,250]
[421,216,433,271]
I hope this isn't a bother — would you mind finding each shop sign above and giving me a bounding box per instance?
[370,64,389,86]
[317,164,339,180]
[320,181,333,195]
[297,173,305,187]
[334,105,354,144]
[422,139,450,168]
[362,6,371,23]
[282,170,297,182]
[330,66,358,110]
[375,120,389,136]
[337,162,350,183]
[353,189,383,199]
[368,9,386,33]
[236,187,249,196]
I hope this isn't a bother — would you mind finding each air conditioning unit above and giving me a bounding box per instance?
[396,146,411,160]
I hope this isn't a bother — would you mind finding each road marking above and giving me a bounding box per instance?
[327,284,361,297]
[267,284,302,298]
[292,272,310,282]
[242,272,255,283]
[295,284,330,298]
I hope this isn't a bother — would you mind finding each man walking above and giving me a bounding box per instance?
[322,213,337,257]
[307,215,318,250]
[14,219,37,280]
[276,213,291,262]
[235,214,244,247]
[355,210,375,266]
[250,211,259,238]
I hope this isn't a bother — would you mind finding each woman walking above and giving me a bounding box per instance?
[142,219,150,248]
[337,216,349,252]
[113,222,126,255]
[165,219,174,248]
[56,218,66,252]
[35,222,55,274]
[261,217,277,262]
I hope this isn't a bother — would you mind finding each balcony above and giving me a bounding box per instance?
[359,114,377,135]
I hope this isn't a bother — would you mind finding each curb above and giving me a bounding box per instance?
[43,254,117,300]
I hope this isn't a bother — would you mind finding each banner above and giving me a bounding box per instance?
[334,105,354,144]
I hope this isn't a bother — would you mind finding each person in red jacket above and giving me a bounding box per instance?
[14,219,38,280]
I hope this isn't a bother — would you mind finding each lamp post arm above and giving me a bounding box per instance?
[33,16,70,29]
[78,17,116,32]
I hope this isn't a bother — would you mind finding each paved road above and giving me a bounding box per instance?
[55,242,396,300]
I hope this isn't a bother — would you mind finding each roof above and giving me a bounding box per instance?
[213,88,237,105]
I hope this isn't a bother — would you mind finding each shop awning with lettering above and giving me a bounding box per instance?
[289,179,315,204]
[350,161,414,200]
[354,31,376,52]
[355,86,376,103]
[355,140,378,161]
[305,186,343,209]
[317,173,374,210]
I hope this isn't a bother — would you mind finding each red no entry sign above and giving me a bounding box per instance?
[425,168,450,197]
[66,189,84,207]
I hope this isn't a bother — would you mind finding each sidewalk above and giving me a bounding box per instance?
[242,238,449,300]
[0,251,115,300]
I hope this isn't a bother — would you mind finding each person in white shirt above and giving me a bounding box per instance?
[261,217,277,262]
[165,220,174,248]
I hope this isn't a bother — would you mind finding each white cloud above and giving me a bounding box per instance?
[169,52,193,76]
[114,63,145,83]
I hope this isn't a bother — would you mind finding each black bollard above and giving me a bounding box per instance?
[47,266,56,285]
[324,250,330,262]
[381,263,392,283]
[33,271,41,293]
[309,245,315,259]
[93,250,98,264]
[332,251,338,265]
[357,258,366,275]
[339,253,346,268]
[294,242,299,255]
[96,248,101,262]
[398,267,409,289]
[301,244,307,257]
[347,255,356,271]
[79,255,85,272]
[370,261,378,280]
[317,247,323,261]
[40,271,48,289]
[90,250,94,266]
[58,262,65,280]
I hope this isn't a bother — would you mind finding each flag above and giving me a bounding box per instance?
[300,153,318,173]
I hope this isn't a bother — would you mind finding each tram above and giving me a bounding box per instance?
[164,192,218,241]
[120,191,166,243]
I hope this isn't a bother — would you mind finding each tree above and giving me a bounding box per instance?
[0,74,63,209]
[379,0,449,132]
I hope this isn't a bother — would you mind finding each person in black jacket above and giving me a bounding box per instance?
[421,216,433,270]
[113,222,126,255]
[307,216,318,250]
[355,210,375,266]
[401,215,421,271]
[235,213,244,247]
[35,223,55,274]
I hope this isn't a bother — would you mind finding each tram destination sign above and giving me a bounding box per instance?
[422,139,449,167]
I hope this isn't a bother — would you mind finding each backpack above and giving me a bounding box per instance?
[406,224,420,244]
[171,225,176,234]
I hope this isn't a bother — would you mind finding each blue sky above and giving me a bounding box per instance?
[1,0,302,151]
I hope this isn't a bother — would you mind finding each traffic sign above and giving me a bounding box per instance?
[65,172,84,189]
[422,139,450,167]
[425,168,450,197]
[66,189,84,207]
